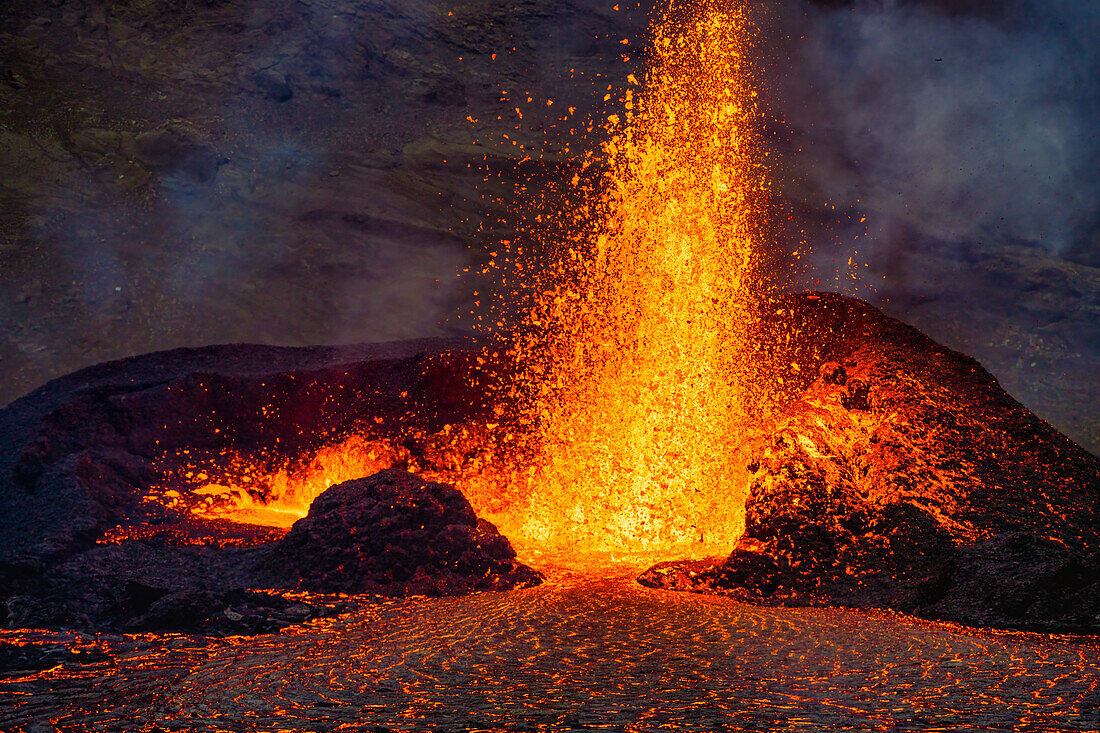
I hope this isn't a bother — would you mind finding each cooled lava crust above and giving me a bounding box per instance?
[639,292,1100,633]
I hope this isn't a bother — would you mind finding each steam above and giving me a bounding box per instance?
[774,0,1100,262]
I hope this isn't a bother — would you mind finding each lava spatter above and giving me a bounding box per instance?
[501,1,770,555]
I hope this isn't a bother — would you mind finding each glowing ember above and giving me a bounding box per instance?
[500,1,768,554]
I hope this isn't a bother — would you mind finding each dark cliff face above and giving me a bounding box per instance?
[1,0,1098,456]
[0,0,652,401]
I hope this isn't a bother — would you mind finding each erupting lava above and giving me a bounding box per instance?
[163,436,397,528]
[503,1,768,554]
[164,1,770,560]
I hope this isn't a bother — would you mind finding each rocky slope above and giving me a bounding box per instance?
[640,292,1100,632]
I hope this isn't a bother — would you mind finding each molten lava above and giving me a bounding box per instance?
[502,1,768,554]
[159,425,520,532]
[163,435,399,528]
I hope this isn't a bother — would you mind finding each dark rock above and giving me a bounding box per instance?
[127,589,222,632]
[133,124,221,182]
[0,642,86,676]
[0,338,533,635]
[2,449,154,574]
[253,70,293,102]
[121,580,168,618]
[638,558,727,594]
[840,377,871,411]
[419,75,467,107]
[820,361,847,386]
[259,469,541,596]
[120,585,338,635]
[0,539,349,635]
[642,292,1100,633]
[719,549,783,596]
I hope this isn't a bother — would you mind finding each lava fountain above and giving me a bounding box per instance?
[500,1,770,555]
[159,1,772,561]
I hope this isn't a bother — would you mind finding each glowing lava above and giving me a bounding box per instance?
[504,1,768,554]
[159,435,399,528]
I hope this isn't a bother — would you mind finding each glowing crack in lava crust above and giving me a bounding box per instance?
[168,1,769,559]
[503,0,768,554]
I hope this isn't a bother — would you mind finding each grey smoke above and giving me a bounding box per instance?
[776,0,1099,260]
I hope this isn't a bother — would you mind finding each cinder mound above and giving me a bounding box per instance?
[640,292,1100,633]
[262,469,541,596]
[0,338,528,635]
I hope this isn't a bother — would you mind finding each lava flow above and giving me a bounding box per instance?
[156,1,771,560]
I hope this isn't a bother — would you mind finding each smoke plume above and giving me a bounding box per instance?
[772,0,1099,264]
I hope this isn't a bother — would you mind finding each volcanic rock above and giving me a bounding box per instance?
[260,469,541,596]
[0,338,529,634]
[640,292,1100,633]
[0,338,484,575]
[0,533,358,636]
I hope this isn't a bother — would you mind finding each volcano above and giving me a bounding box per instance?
[1,292,1097,635]
[2,0,1099,728]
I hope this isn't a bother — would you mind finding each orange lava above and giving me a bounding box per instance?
[499,1,769,555]
[155,435,400,528]
[153,422,529,541]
